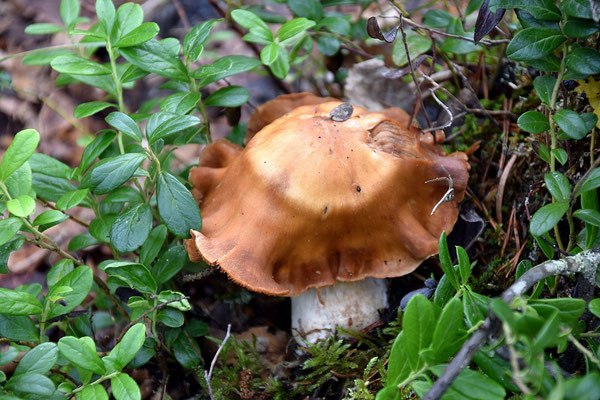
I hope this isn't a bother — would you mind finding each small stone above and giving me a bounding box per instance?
[329,103,354,122]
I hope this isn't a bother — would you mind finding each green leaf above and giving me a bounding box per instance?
[574,209,600,226]
[110,2,143,43]
[579,168,600,194]
[261,42,280,65]
[191,55,261,87]
[48,265,93,319]
[25,23,63,35]
[527,55,561,72]
[160,92,201,114]
[533,75,556,107]
[29,153,72,179]
[80,129,117,173]
[51,55,111,75]
[288,0,323,21]
[0,288,42,315]
[90,214,117,243]
[156,171,202,238]
[183,19,222,62]
[0,346,19,365]
[532,309,560,353]
[68,232,101,251]
[423,9,453,28]
[6,195,35,217]
[316,35,340,56]
[231,10,273,44]
[490,0,561,20]
[473,351,518,392]
[140,225,167,267]
[270,45,290,78]
[561,0,593,18]
[104,324,145,372]
[428,297,464,362]
[47,259,74,287]
[438,231,460,290]
[56,188,90,210]
[545,171,571,202]
[83,153,146,194]
[157,308,184,327]
[399,295,435,371]
[172,334,200,369]
[0,218,22,247]
[33,210,67,228]
[205,86,250,108]
[277,18,316,42]
[319,16,350,36]
[60,0,80,29]
[552,148,568,165]
[23,48,72,65]
[0,129,40,181]
[5,373,55,397]
[105,112,142,141]
[554,109,589,139]
[111,373,141,400]
[110,204,152,253]
[158,290,191,311]
[463,289,488,327]
[152,245,187,285]
[58,336,105,375]
[440,18,479,54]
[0,315,38,342]
[114,22,159,47]
[506,28,565,62]
[566,47,600,77]
[14,342,58,376]
[564,17,600,38]
[102,261,157,294]
[430,365,506,400]
[433,273,455,307]
[32,173,75,202]
[517,110,549,133]
[392,33,432,66]
[530,201,569,236]
[4,163,31,198]
[120,39,189,82]
[74,101,115,118]
[78,384,108,400]
[456,246,471,284]
[590,298,600,318]
[145,112,201,144]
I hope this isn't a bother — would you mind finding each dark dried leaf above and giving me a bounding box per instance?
[474,0,506,44]
[367,17,398,43]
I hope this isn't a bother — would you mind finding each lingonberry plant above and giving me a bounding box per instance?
[1,0,600,399]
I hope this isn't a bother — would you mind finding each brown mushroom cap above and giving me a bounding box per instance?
[245,92,336,144]
[186,100,469,296]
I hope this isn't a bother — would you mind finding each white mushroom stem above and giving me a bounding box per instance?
[291,278,388,344]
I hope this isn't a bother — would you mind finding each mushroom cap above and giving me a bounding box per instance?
[245,92,336,144]
[186,100,469,296]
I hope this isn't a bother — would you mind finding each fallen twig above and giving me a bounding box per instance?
[204,323,232,400]
[423,248,600,400]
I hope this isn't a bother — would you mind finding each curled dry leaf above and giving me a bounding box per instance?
[366,16,398,43]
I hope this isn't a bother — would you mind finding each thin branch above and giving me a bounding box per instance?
[423,248,600,400]
[38,199,90,228]
[425,165,455,215]
[115,296,189,344]
[399,14,431,129]
[204,324,232,400]
[422,88,452,133]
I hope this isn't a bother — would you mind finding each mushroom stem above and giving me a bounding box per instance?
[291,278,388,343]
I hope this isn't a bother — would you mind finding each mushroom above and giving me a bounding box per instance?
[186,95,469,342]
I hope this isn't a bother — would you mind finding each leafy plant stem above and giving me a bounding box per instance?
[70,370,120,395]
[567,333,600,367]
[548,43,567,173]
[397,365,428,388]
[39,299,52,343]
[106,41,126,154]
[189,76,212,142]
[38,198,89,228]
